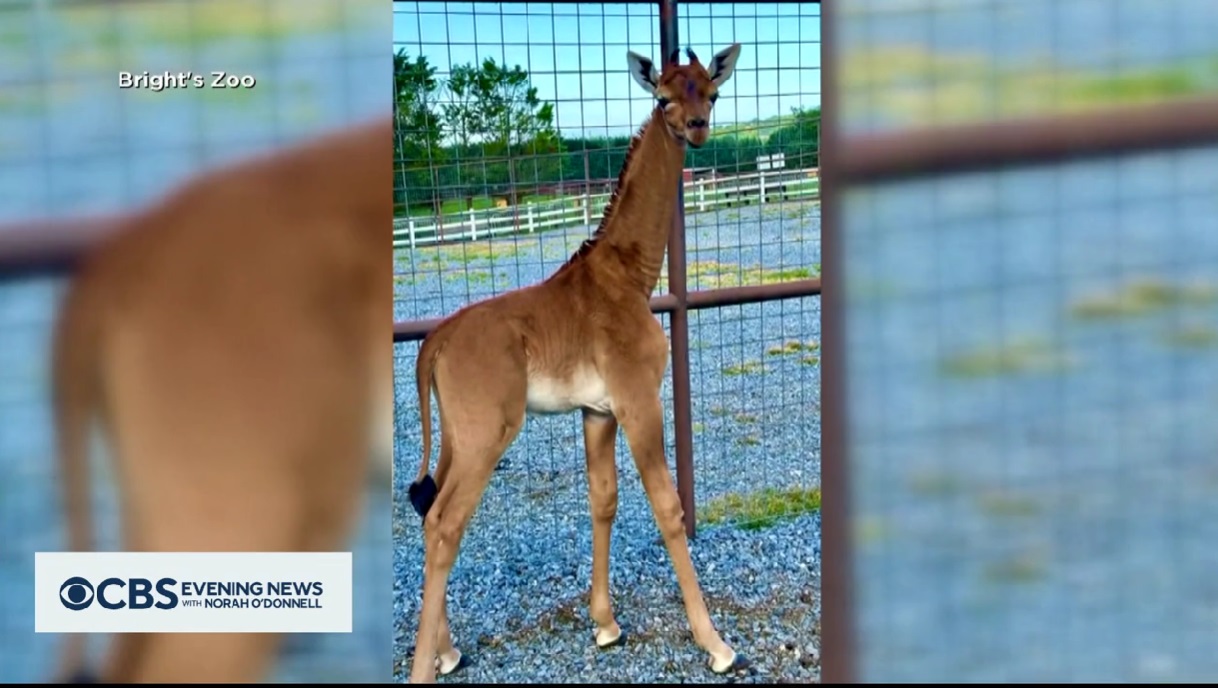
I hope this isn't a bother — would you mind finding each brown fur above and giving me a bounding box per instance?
[555,118,650,272]
[50,116,392,683]
[405,45,743,683]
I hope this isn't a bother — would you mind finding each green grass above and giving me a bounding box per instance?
[701,486,821,531]
[722,360,764,376]
[1161,325,1218,349]
[708,114,795,141]
[939,339,1075,379]
[404,194,561,218]
[58,0,362,45]
[656,261,815,293]
[983,551,1047,585]
[1070,278,1218,320]
[843,44,1218,127]
[767,339,819,357]
[735,434,762,447]
[976,492,1041,519]
[465,270,492,285]
[438,240,527,264]
[907,471,964,497]
[854,516,890,546]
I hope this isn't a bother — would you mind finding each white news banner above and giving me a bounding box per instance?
[35,552,352,634]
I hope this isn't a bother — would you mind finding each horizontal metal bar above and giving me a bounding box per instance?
[837,95,1218,185]
[395,294,677,343]
[392,280,818,344]
[0,216,122,282]
[394,317,443,343]
[687,278,820,310]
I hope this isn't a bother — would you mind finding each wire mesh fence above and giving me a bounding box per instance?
[392,1,820,682]
[831,0,1218,682]
[0,0,390,682]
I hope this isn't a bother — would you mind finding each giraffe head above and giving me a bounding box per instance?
[626,43,742,149]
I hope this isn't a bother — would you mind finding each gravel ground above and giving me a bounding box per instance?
[391,201,822,683]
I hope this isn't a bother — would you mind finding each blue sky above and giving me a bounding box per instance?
[393,2,821,140]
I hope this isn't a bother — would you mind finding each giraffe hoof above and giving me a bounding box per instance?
[450,652,473,674]
[437,652,472,676]
[708,652,751,675]
[596,626,627,650]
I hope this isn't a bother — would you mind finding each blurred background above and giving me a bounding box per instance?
[0,0,391,682]
[6,0,1218,683]
[829,0,1218,682]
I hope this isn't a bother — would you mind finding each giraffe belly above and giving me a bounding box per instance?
[526,368,614,415]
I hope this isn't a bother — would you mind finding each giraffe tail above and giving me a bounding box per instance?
[409,319,454,518]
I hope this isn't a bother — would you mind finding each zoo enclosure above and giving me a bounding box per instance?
[819,0,1218,683]
[394,0,823,540]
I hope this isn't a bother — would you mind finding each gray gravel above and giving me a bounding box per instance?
[392,202,821,683]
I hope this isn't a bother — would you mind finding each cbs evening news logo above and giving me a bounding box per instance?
[59,576,326,611]
[36,552,351,634]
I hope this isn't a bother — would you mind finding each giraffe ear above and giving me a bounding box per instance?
[708,43,742,86]
[626,51,660,93]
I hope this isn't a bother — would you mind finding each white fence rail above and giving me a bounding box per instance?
[393,167,820,249]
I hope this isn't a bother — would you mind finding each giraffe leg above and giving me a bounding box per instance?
[427,420,467,676]
[409,431,516,684]
[408,343,526,684]
[582,410,624,648]
[434,593,469,675]
[614,391,743,675]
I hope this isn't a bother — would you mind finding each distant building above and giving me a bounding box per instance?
[755,153,786,171]
[683,166,718,183]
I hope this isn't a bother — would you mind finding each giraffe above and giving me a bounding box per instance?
[49,117,392,683]
[404,43,744,683]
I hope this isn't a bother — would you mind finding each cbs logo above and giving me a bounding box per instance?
[58,576,179,611]
[59,576,95,611]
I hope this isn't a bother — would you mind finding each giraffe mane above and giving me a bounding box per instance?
[553,106,660,274]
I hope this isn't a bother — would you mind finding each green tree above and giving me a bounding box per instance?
[394,49,444,216]
[765,106,820,168]
[443,58,559,206]
[441,62,487,210]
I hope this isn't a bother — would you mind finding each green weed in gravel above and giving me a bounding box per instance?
[702,486,822,531]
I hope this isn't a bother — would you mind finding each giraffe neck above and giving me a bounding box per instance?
[555,107,687,296]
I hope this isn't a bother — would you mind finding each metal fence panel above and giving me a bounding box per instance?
[392,0,821,682]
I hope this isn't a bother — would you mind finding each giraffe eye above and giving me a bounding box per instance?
[657,97,671,108]
[709,93,719,104]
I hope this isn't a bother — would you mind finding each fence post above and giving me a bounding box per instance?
[659,0,697,540]
[818,0,856,681]
[759,168,767,204]
[698,179,706,212]
[468,208,477,241]
[527,205,535,233]
[408,218,416,250]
